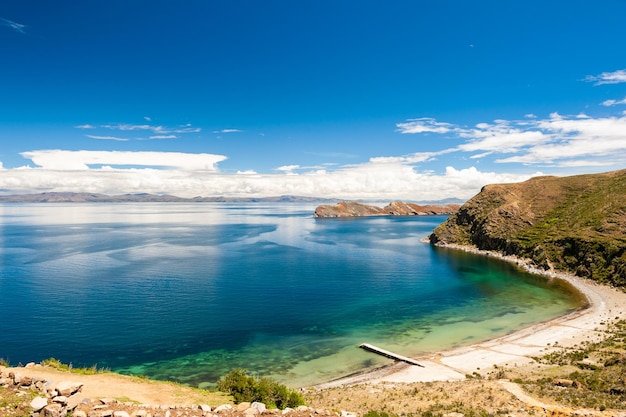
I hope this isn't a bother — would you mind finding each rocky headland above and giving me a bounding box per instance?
[429,168,626,287]
[313,201,460,218]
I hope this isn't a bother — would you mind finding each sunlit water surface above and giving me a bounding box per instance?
[0,203,582,387]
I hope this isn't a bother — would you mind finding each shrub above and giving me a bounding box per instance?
[216,369,304,409]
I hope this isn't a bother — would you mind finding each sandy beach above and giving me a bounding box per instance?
[318,244,626,387]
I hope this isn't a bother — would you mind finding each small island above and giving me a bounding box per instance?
[313,201,460,218]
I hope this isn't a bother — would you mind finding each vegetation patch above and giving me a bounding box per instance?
[216,368,305,409]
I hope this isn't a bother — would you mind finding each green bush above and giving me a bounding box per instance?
[216,369,305,409]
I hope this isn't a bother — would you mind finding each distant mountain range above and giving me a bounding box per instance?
[0,192,464,205]
[430,169,626,287]
[0,192,341,203]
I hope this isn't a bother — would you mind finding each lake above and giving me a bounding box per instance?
[0,203,582,387]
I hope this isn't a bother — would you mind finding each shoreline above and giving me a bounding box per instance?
[316,242,626,388]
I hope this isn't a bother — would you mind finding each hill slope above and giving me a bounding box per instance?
[429,169,626,287]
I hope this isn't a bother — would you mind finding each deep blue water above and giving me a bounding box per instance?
[0,203,581,387]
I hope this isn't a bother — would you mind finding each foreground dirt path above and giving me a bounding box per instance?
[3,364,229,407]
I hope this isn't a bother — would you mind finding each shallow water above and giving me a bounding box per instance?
[0,203,582,387]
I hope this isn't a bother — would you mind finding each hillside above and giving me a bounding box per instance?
[429,169,626,287]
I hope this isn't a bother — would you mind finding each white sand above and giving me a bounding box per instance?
[318,245,626,387]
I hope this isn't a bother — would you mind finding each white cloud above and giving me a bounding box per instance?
[20,150,226,171]
[602,97,626,106]
[0,17,26,33]
[213,129,242,134]
[398,112,626,168]
[585,69,626,85]
[86,135,129,141]
[77,122,201,136]
[396,118,455,134]
[148,135,177,140]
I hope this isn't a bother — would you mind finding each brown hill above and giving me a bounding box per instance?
[429,169,626,287]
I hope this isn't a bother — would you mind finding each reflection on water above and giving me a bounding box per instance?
[0,203,582,387]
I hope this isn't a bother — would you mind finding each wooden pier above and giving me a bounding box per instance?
[359,343,424,367]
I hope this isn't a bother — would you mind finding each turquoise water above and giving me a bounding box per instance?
[0,203,581,387]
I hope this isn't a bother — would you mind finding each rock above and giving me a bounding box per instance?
[282,408,294,414]
[340,411,357,417]
[133,410,148,417]
[214,404,233,413]
[296,406,310,412]
[67,393,84,410]
[199,404,212,412]
[114,411,131,417]
[53,395,68,403]
[237,402,252,411]
[74,411,87,417]
[553,378,575,387]
[56,381,83,396]
[444,413,465,417]
[100,410,114,417]
[251,402,266,414]
[42,403,62,417]
[244,407,260,416]
[30,396,49,411]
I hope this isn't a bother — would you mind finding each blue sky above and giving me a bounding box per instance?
[1,1,625,201]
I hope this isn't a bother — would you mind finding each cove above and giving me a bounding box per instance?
[0,203,583,387]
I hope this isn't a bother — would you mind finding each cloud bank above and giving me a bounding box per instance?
[397,112,626,168]
[0,150,533,201]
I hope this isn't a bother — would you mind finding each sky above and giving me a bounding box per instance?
[1,1,625,201]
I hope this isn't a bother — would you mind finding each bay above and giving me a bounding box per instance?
[0,203,582,387]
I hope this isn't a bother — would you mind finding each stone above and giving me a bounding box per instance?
[251,402,266,414]
[100,410,114,417]
[282,408,294,414]
[53,395,68,405]
[244,407,260,416]
[30,396,49,411]
[237,402,251,411]
[134,410,148,417]
[214,404,233,413]
[198,404,212,412]
[114,412,131,417]
[56,381,83,396]
[19,375,34,386]
[42,403,62,417]
[67,393,84,410]
[74,411,87,417]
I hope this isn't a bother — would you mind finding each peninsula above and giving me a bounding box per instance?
[430,168,626,287]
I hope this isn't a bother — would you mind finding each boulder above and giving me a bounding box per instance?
[30,396,49,411]
[42,403,62,417]
[251,402,266,414]
[214,404,233,413]
[56,381,83,396]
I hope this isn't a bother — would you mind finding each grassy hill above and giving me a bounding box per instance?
[429,169,626,287]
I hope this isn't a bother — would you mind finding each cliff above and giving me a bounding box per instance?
[429,169,626,287]
[313,201,460,218]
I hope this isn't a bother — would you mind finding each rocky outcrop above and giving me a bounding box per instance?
[429,169,626,287]
[314,201,460,218]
